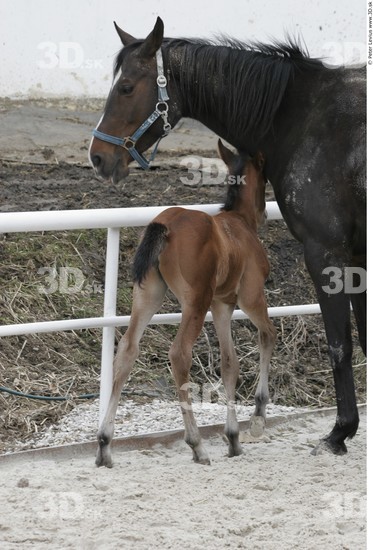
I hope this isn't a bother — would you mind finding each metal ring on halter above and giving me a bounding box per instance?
[122,137,136,150]
[156,101,169,114]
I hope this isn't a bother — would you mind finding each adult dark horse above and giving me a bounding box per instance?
[89,17,366,456]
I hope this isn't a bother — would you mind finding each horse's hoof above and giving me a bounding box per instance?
[311,438,347,456]
[95,457,114,468]
[249,415,265,438]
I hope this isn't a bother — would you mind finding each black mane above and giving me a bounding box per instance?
[167,36,323,139]
[114,35,323,140]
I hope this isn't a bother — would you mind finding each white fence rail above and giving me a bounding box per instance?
[0,202,321,422]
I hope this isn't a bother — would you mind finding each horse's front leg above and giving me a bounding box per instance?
[304,240,359,455]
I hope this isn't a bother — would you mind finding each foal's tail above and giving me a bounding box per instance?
[133,222,168,286]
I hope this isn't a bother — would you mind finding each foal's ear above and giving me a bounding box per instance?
[217,139,236,169]
[114,22,136,46]
[253,151,265,171]
[138,17,164,58]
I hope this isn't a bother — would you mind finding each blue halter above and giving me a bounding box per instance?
[92,48,171,170]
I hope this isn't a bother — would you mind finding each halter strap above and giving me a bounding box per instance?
[92,48,171,170]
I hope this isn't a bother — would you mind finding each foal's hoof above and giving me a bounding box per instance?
[311,438,348,456]
[228,443,243,458]
[192,449,211,465]
[193,456,211,465]
[95,447,113,468]
[249,416,265,438]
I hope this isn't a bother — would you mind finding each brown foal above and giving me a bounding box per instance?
[96,140,276,467]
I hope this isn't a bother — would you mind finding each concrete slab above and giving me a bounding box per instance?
[0,98,217,165]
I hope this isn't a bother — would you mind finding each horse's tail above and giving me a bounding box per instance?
[132,222,168,287]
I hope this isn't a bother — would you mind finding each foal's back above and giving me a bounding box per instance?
[153,206,264,297]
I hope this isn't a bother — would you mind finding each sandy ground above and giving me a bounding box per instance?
[0,410,366,550]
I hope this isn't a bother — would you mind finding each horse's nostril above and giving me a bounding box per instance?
[91,154,102,168]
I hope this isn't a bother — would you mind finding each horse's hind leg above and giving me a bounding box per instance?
[238,290,276,437]
[96,269,167,468]
[168,302,211,465]
[211,300,242,457]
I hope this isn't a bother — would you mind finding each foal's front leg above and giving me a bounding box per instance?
[96,271,167,468]
[238,290,276,437]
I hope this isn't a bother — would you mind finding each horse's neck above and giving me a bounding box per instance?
[167,42,326,155]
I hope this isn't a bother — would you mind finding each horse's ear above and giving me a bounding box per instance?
[138,17,164,58]
[217,139,236,169]
[114,22,136,46]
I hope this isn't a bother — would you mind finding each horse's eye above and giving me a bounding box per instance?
[119,84,134,95]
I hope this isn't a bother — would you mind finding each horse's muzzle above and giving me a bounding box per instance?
[89,142,130,183]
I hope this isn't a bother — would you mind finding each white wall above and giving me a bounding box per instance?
[0,0,366,98]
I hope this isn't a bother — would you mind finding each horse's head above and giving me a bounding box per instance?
[89,17,179,183]
[218,139,267,228]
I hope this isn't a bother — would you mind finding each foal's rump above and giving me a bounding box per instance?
[133,207,218,291]
[133,204,271,309]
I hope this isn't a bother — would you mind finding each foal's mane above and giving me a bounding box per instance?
[221,154,249,212]
[114,35,323,140]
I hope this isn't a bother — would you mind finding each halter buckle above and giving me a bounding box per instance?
[156,74,167,88]
[162,122,172,135]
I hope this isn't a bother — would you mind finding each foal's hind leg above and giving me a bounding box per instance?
[211,300,242,457]
[96,269,167,468]
[168,302,211,465]
[238,290,276,437]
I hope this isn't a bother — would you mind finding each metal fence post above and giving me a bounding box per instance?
[99,227,121,426]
